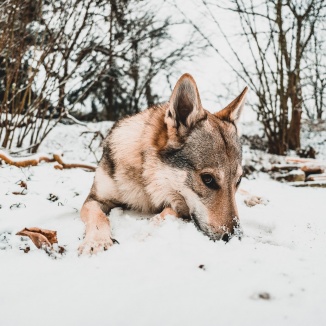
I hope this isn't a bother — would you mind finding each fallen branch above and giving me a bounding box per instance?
[306,173,326,182]
[285,157,325,165]
[53,153,96,171]
[0,150,96,171]
[0,150,54,167]
[290,181,326,188]
[301,164,325,175]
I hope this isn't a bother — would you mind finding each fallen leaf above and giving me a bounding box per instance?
[19,246,30,253]
[18,180,28,189]
[58,246,66,254]
[28,227,58,244]
[258,292,271,300]
[12,190,27,195]
[16,227,58,249]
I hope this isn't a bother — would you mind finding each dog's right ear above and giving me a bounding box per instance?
[215,87,248,124]
[165,74,206,143]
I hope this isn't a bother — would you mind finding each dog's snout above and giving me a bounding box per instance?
[232,217,240,231]
[221,219,239,242]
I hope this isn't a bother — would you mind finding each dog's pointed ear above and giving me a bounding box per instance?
[165,74,206,132]
[215,87,248,124]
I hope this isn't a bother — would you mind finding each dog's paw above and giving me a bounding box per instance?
[78,237,113,256]
[152,208,179,225]
[244,195,269,207]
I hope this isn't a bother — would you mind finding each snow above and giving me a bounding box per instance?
[1,122,326,326]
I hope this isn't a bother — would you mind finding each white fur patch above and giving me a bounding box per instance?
[111,115,145,164]
[115,174,153,212]
[145,163,208,220]
[94,167,118,201]
[180,187,209,224]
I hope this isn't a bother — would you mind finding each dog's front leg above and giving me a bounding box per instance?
[160,207,179,219]
[78,196,115,255]
[153,207,180,221]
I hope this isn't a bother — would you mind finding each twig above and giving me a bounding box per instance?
[9,144,40,155]
[80,130,104,163]
[64,112,88,127]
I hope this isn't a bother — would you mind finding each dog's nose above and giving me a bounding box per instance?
[222,233,230,242]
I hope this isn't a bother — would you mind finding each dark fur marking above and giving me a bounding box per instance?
[102,146,116,176]
[101,119,124,176]
[215,120,242,164]
[186,172,204,198]
[159,146,196,170]
[86,192,117,214]
[190,213,204,233]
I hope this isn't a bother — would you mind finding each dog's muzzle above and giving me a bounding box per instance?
[190,213,243,242]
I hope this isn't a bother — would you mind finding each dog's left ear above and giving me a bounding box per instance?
[215,87,248,124]
[165,74,206,134]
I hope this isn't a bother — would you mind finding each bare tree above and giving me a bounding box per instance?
[0,0,205,152]
[70,0,204,121]
[0,0,120,152]
[179,0,326,154]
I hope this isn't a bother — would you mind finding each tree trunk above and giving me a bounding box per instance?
[288,70,302,150]
[268,139,287,156]
[105,6,114,121]
[1,129,11,148]
[288,106,302,150]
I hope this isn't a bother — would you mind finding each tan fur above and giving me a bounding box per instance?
[215,87,248,123]
[79,200,113,255]
[158,207,179,220]
[79,73,247,254]
[94,167,118,201]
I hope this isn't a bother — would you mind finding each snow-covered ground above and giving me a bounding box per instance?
[1,122,326,326]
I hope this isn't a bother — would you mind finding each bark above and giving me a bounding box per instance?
[105,6,114,121]
[306,174,326,181]
[288,105,302,150]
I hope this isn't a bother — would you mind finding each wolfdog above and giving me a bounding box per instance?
[79,73,247,255]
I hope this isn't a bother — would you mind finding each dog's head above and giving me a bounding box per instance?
[162,73,247,241]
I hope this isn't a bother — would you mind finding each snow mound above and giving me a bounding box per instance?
[1,122,326,326]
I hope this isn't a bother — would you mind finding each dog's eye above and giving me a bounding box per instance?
[236,176,242,187]
[201,174,219,190]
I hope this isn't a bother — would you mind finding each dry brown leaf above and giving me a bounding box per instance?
[20,246,30,253]
[18,181,28,189]
[12,191,27,195]
[26,227,58,244]
[58,246,66,254]
[16,227,58,249]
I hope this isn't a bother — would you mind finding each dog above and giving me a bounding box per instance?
[79,73,247,255]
